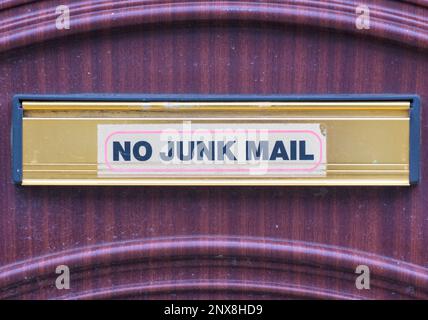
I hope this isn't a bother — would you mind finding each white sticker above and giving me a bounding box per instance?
[98,123,326,177]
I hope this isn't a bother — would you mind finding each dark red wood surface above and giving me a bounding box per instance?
[0,0,427,299]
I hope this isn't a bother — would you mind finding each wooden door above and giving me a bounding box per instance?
[0,0,427,299]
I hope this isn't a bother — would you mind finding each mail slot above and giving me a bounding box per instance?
[12,95,420,186]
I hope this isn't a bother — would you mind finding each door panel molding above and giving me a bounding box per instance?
[1,236,427,299]
[1,0,428,53]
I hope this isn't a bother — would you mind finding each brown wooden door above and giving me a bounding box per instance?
[0,0,427,299]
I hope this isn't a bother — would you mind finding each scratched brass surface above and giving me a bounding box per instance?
[21,101,410,186]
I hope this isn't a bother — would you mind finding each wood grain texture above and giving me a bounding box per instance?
[0,0,427,299]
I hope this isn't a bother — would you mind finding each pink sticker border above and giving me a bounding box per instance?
[103,129,324,173]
